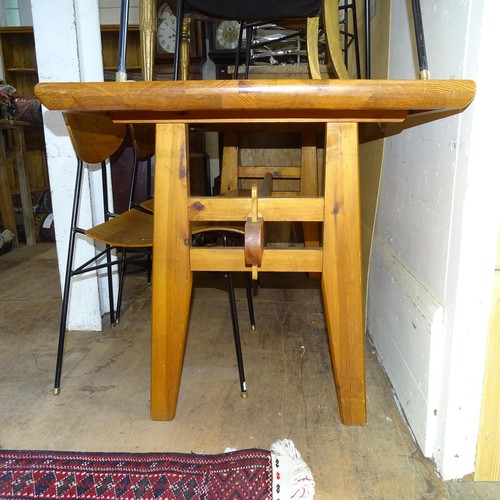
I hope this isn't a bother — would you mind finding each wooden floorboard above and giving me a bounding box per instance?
[1,243,499,498]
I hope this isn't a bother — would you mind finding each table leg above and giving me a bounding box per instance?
[0,133,18,246]
[322,122,366,425]
[301,130,321,279]
[13,127,35,245]
[151,123,192,420]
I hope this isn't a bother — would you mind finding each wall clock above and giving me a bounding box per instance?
[214,20,240,51]
[210,20,246,54]
[157,2,176,54]
[155,1,205,69]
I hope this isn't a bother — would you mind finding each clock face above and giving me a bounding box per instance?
[157,3,176,54]
[158,17,176,53]
[216,20,241,50]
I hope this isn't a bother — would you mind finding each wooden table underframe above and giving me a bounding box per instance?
[35,79,475,424]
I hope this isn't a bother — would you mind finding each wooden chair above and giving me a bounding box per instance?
[54,113,154,395]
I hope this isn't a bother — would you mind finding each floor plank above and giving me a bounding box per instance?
[1,243,499,498]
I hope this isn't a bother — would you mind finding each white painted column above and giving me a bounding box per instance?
[367,0,500,480]
[32,0,106,330]
[432,0,500,479]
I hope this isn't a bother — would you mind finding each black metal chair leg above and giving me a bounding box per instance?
[54,230,77,395]
[100,162,116,327]
[226,272,248,398]
[54,159,85,395]
[128,151,139,209]
[104,244,116,326]
[115,248,127,325]
[244,272,256,330]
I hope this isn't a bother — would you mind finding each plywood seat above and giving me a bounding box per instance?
[86,208,153,248]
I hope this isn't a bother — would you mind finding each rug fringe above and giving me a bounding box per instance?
[270,439,315,499]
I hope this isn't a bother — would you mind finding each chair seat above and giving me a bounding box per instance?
[85,208,154,248]
[141,198,154,213]
[178,0,322,20]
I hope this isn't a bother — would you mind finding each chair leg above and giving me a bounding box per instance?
[115,248,127,325]
[128,150,139,210]
[54,229,77,395]
[104,244,116,326]
[54,159,84,395]
[100,162,116,327]
[244,272,256,330]
[226,272,248,398]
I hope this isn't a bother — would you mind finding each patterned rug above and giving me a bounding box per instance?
[0,439,314,499]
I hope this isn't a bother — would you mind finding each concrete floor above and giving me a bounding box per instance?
[1,242,500,499]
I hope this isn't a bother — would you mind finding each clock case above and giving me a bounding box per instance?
[155,1,206,70]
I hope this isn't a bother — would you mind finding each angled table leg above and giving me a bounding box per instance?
[151,123,192,420]
[322,122,366,425]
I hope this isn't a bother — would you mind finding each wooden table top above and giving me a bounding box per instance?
[35,79,476,124]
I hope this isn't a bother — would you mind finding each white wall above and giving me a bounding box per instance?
[32,0,110,331]
[367,0,500,479]
[30,0,144,332]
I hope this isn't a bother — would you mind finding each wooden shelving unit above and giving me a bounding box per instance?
[0,26,48,217]
[0,26,38,97]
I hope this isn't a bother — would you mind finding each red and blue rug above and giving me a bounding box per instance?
[0,439,314,499]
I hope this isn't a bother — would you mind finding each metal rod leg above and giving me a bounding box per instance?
[54,230,78,395]
[227,272,247,398]
[105,244,116,326]
[244,272,255,330]
[128,151,139,209]
[244,25,253,79]
[234,21,244,79]
[54,159,84,395]
[115,249,127,324]
[100,162,116,327]
[411,0,429,79]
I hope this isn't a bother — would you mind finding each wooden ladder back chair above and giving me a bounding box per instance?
[54,113,154,395]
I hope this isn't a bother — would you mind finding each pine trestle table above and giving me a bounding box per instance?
[35,79,475,424]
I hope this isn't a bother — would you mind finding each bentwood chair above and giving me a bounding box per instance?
[54,113,154,394]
